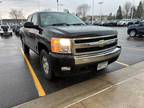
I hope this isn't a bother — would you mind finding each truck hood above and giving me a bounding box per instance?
[45,25,117,38]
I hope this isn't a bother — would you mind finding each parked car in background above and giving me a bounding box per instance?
[0,25,12,36]
[102,21,111,26]
[117,19,132,26]
[127,21,144,37]
[127,19,141,26]
[85,20,92,25]
[94,21,111,26]
[13,24,23,36]
[102,20,119,27]
[93,21,101,26]
[93,21,105,26]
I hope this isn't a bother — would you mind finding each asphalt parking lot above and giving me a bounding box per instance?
[0,27,144,108]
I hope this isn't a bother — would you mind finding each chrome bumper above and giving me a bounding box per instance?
[74,46,121,65]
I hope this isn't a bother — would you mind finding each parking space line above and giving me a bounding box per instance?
[20,48,46,97]
[116,61,129,67]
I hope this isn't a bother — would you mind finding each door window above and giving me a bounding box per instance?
[27,15,32,22]
[32,14,38,25]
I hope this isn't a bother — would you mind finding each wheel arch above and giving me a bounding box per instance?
[128,28,137,34]
[38,42,50,54]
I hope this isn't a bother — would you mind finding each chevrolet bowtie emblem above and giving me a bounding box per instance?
[98,40,105,47]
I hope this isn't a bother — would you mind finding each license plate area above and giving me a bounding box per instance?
[97,61,108,71]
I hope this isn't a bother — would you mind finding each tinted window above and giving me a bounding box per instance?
[32,14,38,25]
[40,12,85,27]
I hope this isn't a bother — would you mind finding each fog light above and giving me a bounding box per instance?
[61,67,71,71]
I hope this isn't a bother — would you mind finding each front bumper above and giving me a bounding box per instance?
[50,46,121,76]
[74,46,121,65]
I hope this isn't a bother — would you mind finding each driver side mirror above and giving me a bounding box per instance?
[24,22,43,34]
[24,22,35,28]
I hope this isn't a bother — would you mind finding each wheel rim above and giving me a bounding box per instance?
[42,56,49,75]
[130,31,136,37]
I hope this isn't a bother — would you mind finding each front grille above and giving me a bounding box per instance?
[75,35,116,44]
[72,34,117,55]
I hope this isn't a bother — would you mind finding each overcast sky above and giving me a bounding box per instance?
[0,0,142,19]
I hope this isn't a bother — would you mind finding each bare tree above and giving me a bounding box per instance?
[123,1,132,18]
[76,4,90,21]
[9,9,25,23]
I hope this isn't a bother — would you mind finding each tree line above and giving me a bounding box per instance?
[115,0,144,20]
[76,1,144,21]
[8,1,144,22]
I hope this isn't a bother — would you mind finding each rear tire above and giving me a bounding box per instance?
[129,30,137,37]
[40,50,54,80]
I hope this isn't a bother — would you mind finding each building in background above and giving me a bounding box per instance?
[0,19,26,25]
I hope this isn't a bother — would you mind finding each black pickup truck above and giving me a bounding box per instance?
[20,12,121,80]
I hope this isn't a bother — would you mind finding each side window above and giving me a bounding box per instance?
[32,14,38,25]
[27,16,32,22]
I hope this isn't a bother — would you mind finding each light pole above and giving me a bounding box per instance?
[57,0,59,11]
[92,0,95,24]
[98,1,104,21]
[0,1,2,24]
[59,3,64,12]
[131,0,135,19]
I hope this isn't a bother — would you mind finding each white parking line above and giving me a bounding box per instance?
[116,61,129,67]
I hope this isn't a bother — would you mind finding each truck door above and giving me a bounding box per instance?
[23,15,32,47]
[28,14,39,51]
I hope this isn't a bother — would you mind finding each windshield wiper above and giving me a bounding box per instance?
[49,23,85,26]
[70,23,85,26]
[50,23,70,26]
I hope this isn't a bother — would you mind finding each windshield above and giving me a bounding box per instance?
[40,12,85,27]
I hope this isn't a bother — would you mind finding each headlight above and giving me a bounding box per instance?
[51,38,72,54]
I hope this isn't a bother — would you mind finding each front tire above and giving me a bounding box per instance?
[40,50,54,80]
[129,30,137,37]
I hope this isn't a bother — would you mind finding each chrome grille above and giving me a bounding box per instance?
[72,34,117,55]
